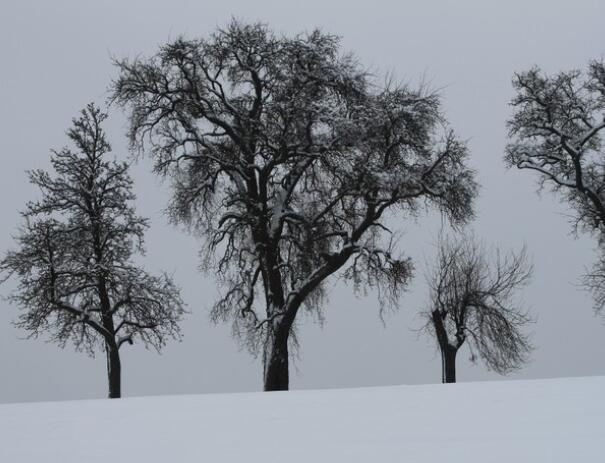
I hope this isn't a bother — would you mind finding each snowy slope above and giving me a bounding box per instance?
[0,376,603,462]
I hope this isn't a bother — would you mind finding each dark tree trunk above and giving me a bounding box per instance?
[441,345,457,384]
[431,310,459,384]
[263,331,289,391]
[106,343,121,398]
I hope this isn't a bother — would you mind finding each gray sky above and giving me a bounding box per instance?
[1,0,604,404]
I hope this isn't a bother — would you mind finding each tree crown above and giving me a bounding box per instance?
[1,104,184,354]
[112,21,477,351]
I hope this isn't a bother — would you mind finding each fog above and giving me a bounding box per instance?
[0,0,604,403]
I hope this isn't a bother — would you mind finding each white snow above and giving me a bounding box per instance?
[0,376,603,462]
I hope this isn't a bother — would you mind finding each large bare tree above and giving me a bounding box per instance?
[1,104,185,398]
[423,235,533,383]
[111,21,478,391]
[506,60,605,311]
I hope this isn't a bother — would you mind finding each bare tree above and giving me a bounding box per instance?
[506,60,605,312]
[111,20,478,391]
[423,235,533,383]
[0,104,185,398]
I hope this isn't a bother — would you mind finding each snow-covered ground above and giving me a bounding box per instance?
[1,376,603,462]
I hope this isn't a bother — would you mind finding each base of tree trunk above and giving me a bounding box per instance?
[263,334,289,391]
[106,345,122,398]
[442,347,457,384]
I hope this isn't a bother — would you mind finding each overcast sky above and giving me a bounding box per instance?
[1,0,604,404]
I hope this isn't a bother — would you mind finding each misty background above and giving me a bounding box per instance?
[1,0,604,403]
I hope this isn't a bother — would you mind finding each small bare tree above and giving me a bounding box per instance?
[423,235,533,383]
[0,104,185,398]
[111,21,478,391]
[506,60,605,312]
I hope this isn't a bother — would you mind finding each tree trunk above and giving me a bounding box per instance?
[441,345,457,384]
[263,330,289,391]
[106,343,121,398]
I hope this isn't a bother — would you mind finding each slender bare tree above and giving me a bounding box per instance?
[506,60,605,312]
[423,235,533,383]
[111,20,478,391]
[0,104,185,398]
